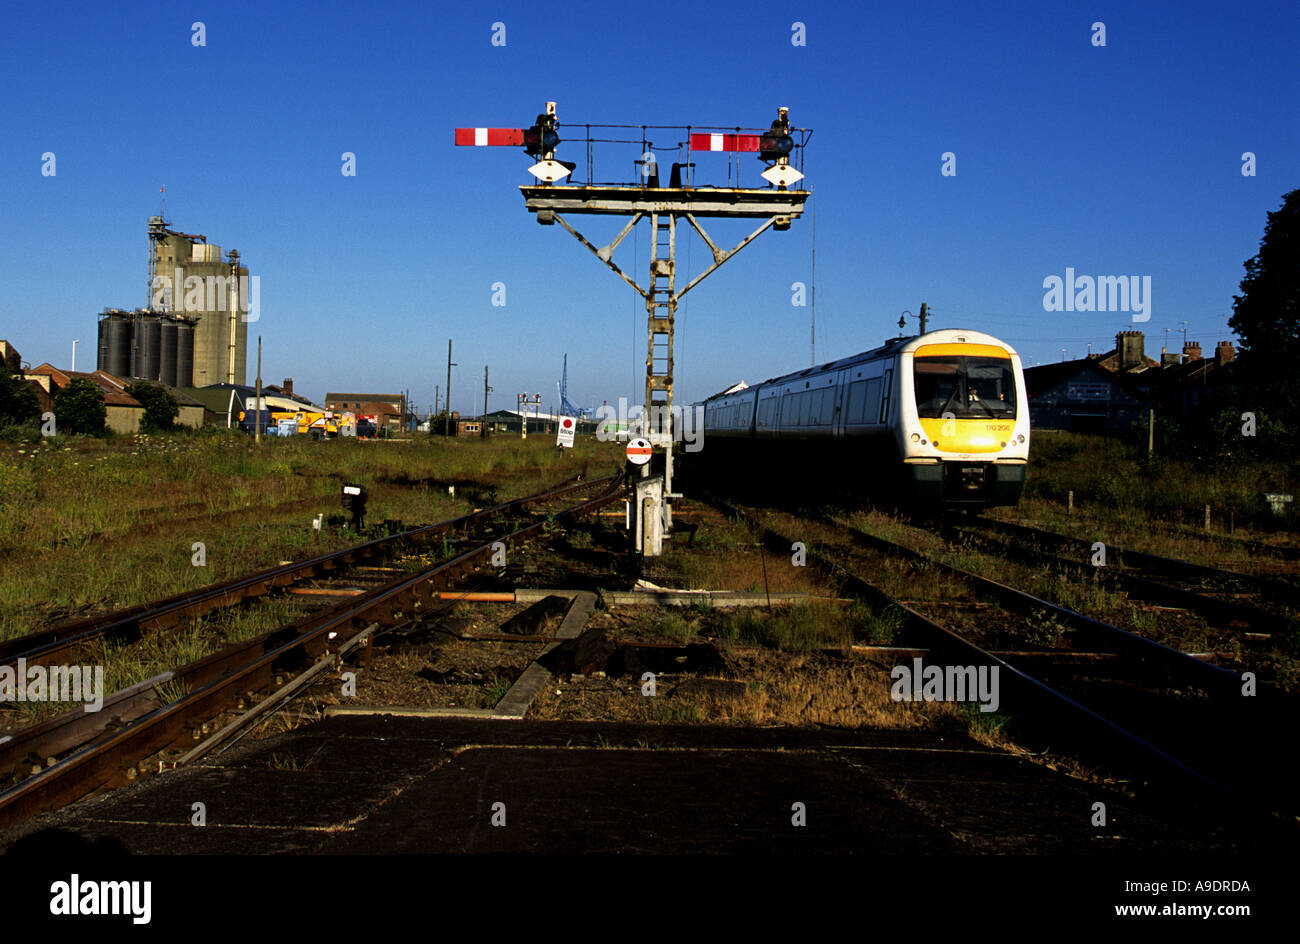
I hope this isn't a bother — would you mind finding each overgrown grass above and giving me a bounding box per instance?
[1016,430,1299,535]
[706,601,890,651]
[0,431,622,642]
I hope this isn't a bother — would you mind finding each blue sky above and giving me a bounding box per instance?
[2,0,1296,416]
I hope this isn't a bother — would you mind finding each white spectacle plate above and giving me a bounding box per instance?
[528,159,573,182]
[760,163,804,187]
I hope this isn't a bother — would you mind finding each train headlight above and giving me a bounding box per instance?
[910,433,920,442]
[1015,434,1025,444]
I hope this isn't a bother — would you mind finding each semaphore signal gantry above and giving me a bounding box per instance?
[455,103,811,555]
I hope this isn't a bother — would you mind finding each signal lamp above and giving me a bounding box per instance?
[759,133,793,160]
[524,126,560,157]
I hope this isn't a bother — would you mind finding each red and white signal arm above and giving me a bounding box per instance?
[556,416,576,448]
[626,438,652,465]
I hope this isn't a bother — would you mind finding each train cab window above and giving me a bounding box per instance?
[914,357,1015,418]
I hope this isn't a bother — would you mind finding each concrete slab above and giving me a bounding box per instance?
[320,746,959,854]
[0,716,1258,855]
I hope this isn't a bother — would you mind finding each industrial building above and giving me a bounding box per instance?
[95,308,198,388]
[325,393,407,432]
[95,217,250,388]
[480,409,598,435]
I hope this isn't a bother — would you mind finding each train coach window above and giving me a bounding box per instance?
[846,381,866,423]
[812,388,831,425]
[864,378,881,423]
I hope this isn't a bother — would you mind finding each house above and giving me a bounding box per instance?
[26,365,206,433]
[1024,358,1152,432]
[26,365,146,434]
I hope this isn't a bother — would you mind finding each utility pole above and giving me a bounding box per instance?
[919,302,928,335]
[810,191,816,366]
[445,339,456,437]
[254,335,262,444]
[483,366,491,438]
[434,385,439,417]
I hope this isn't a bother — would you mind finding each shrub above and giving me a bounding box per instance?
[127,381,179,432]
[52,379,107,436]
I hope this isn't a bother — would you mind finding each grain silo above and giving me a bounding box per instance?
[96,316,108,372]
[159,319,178,387]
[105,313,131,377]
[175,320,195,388]
[138,315,161,381]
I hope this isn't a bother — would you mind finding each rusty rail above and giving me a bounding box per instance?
[0,473,611,672]
[0,477,623,828]
[683,480,1292,831]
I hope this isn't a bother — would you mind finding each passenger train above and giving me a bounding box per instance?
[694,329,1030,509]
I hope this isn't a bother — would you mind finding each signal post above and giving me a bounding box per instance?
[457,103,810,554]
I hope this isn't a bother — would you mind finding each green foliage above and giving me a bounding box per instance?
[127,381,179,432]
[1227,188,1300,454]
[53,378,107,436]
[716,603,854,651]
[0,366,41,428]
[1025,430,1296,529]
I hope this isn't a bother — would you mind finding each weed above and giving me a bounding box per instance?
[962,702,1011,742]
[648,698,700,723]
[650,610,698,643]
[484,676,512,706]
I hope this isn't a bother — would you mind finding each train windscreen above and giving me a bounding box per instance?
[913,356,1016,419]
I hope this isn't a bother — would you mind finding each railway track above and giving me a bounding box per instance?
[948,516,1298,641]
[0,473,608,674]
[0,474,624,828]
[682,480,1297,834]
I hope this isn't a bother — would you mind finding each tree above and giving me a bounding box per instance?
[127,381,179,431]
[0,366,40,428]
[53,378,107,436]
[1228,188,1300,450]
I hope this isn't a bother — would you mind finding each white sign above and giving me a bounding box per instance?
[626,438,652,465]
[556,416,576,448]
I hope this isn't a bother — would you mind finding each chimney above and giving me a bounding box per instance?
[1214,341,1235,367]
[1182,341,1202,364]
[282,378,293,395]
[1161,350,1180,367]
[1117,330,1145,370]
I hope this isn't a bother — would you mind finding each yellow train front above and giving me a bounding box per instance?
[697,329,1030,510]
[898,331,1029,507]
